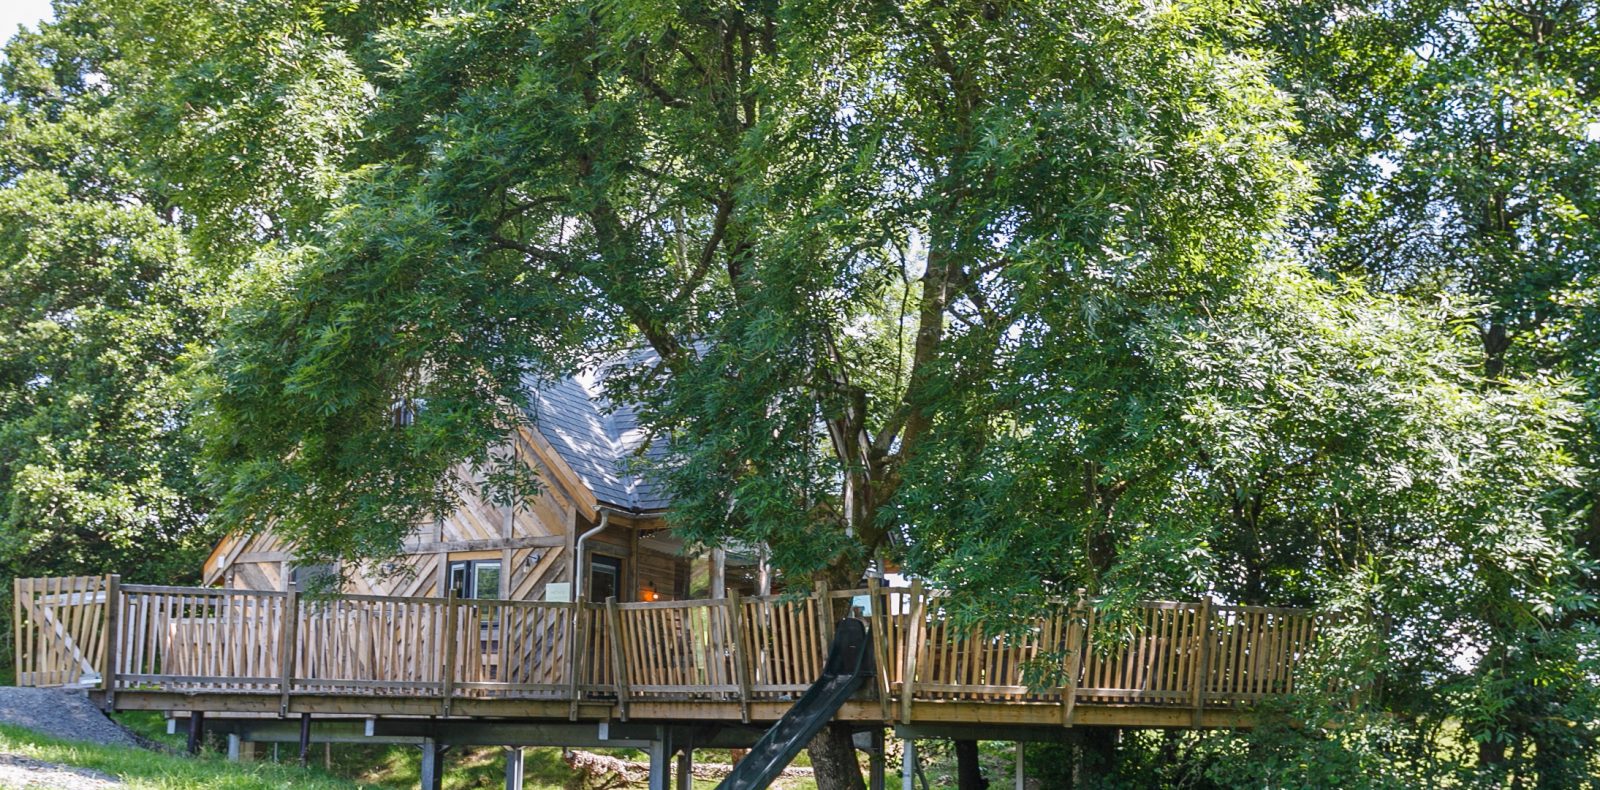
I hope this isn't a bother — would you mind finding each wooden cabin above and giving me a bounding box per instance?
[203,368,761,604]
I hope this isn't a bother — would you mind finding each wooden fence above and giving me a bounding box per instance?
[14,575,1328,720]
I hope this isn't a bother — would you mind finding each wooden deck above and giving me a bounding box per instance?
[14,575,1328,730]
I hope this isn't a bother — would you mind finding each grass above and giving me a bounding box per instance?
[342,743,819,789]
[112,710,185,750]
[24,711,833,789]
[0,722,373,789]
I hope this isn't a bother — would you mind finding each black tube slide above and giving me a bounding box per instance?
[717,617,874,790]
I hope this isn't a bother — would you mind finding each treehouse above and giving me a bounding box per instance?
[202,367,763,605]
[13,368,1335,790]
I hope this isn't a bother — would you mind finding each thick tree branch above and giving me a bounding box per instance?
[488,233,567,266]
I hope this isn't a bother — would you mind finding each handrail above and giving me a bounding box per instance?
[13,575,1325,723]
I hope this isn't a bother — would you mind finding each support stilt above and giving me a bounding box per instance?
[676,744,693,789]
[298,712,311,767]
[902,738,916,790]
[1015,742,1025,790]
[869,729,886,790]
[420,739,447,790]
[186,711,204,755]
[504,746,525,790]
[648,735,671,790]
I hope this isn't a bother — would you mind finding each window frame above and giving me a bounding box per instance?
[588,554,624,603]
[447,559,503,600]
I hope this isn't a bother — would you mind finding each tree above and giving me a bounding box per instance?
[189,0,1306,783]
[65,0,1589,784]
[0,4,219,600]
[1255,0,1600,782]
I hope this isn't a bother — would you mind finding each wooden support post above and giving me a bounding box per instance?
[504,746,525,790]
[298,712,311,767]
[1062,590,1086,727]
[441,591,459,718]
[186,710,204,755]
[279,588,299,717]
[711,548,726,600]
[867,577,891,722]
[728,590,752,723]
[1014,741,1025,790]
[568,596,588,720]
[1191,595,1213,727]
[900,580,925,724]
[605,597,631,720]
[814,580,833,649]
[101,574,119,709]
[419,740,446,790]
[12,577,23,688]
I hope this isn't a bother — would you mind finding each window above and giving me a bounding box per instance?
[289,563,337,592]
[447,560,502,599]
[390,397,425,427]
[589,555,622,602]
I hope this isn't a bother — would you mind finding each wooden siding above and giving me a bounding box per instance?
[201,448,693,601]
[346,553,441,598]
[636,549,680,602]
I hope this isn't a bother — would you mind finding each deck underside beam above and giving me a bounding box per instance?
[108,690,1259,732]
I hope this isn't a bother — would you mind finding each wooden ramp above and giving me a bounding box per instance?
[14,575,1330,730]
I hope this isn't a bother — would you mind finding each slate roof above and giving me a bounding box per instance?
[520,359,671,513]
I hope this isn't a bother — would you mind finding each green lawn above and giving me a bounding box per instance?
[11,711,830,789]
[0,722,372,789]
[342,743,819,789]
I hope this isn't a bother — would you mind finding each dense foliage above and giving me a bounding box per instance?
[0,4,219,594]
[0,0,1595,785]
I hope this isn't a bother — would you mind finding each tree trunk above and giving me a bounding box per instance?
[955,739,986,789]
[809,725,866,790]
[1478,738,1506,771]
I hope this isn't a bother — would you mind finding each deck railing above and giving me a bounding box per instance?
[14,575,1329,718]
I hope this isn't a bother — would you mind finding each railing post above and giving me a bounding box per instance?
[728,590,752,723]
[100,575,120,708]
[813,580,833,650]
[567,595,588,721]
[1061,589,1086,727]
[441,591,459,718]
[12,577,24,687]
[605,597,630,721]
[866,577,891,722]
[278,588,299,718]
[900,580,924,724]
[1191,595,1213,727]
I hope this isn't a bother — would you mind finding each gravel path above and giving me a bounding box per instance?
[0,689,140,750]
[0,688,144,788]
[0,753,121,789]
